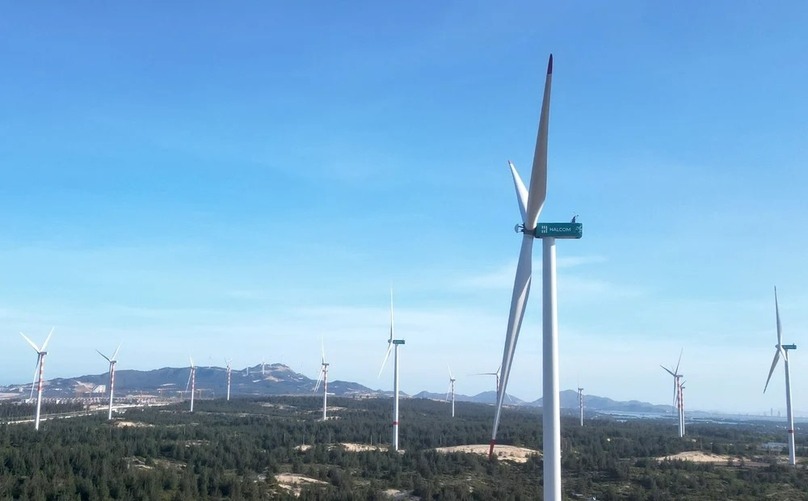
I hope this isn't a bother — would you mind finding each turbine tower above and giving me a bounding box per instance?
[97,345,121,420]
[489,54,581,501]
[577,387,584,427]
[379,289,405,451]
[764,286,797,466]
[661,350,685,438]
[225,359,232,401]
[20,328,54,431]
[314,339,330,421]
[447,366,456,418]
[186,357,196,413]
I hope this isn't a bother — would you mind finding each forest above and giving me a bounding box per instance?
[0,396,807,500]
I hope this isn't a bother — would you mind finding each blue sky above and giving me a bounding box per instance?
[1,2,807,414]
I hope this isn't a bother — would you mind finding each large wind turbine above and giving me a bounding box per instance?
[20,328,54,431]
[490,54,580,501]
[314,340,330,421]
[447,366,456,418]
[476,366,501,401]
[186,357,196,413]
[661,351,684,438]
[225,359,232,401]
[764,286,797,466]
[379,289,405,451]
[577,387,584,427]
[97,345,121,420]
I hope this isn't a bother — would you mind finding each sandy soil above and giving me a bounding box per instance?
[382,488,420,500]
[275,473,327,496]
[657,451,734,463]
[114,421,153,428]
[436,444,541,463]
[340,442,385,452]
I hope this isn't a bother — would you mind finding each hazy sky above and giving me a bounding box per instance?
[1,2,807,415]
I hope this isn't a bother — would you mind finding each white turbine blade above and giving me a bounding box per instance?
[508,161,528,222]
[20,332,40,353]
[97,349,111,363]
[674,348,683,375]
[29,357,40,400]
[764,350,781,393]
[321,338,326,364]
[41,327,54,352]
[111,344,121,362]
[491,234,534,443]
[314,368,323,392]
[185,369,192,393]
[524,55,553,229]
[774,286,782,346]
[446,382,452,401]
[448,365,453,380]
[378,344,393,378]
[189,356,194,368]
[660,365,675,377]
[389,287,395,343]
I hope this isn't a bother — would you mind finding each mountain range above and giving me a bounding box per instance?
[0,363,674,415]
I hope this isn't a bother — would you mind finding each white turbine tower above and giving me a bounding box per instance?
[20,328,54,431]
[661,350,685,438]
[314,340,330,421]
[97,345,121,420]
[764,286,797,466]
[447,366,456,418]
[225,359,232,401]
[490,55,581,501]
[577,387,584,427]
[379,289,405,451]
[186,357,196,413]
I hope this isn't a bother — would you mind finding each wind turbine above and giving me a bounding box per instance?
[225,359,232,401]
[475,366,501,401]
[379,288,405,451]
[186,357,196,413]
[764,286,797,466]
[97,345,121,420]
[262,359,266,377]
[577,387,584,427]
[490,54,580,501]
[20,328,54,431]
[447,366,456,418]
[314,339,330,421]
[661,350,685,438]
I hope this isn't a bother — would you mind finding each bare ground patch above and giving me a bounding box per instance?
[436,444,540,463]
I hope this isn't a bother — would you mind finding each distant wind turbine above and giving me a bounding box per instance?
[661,350,685,438]
[225,359,232,401]
[97,345,121,420]
[314,339,330,421]
[379,288,405,451]
[764,286,797,466]
[20,328,54,431]
[577,387,584,427]
[447,366,456,418]
[490,54,580,501]
[186,357,196,412]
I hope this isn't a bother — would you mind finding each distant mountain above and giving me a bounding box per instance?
[1,365,673,416]
[1,363,380,399]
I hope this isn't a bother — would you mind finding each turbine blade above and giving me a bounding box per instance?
[20,332,40,353]
[774,286,782,346]
[29,357,40,400]
[524,54,553,229]
[97,349,111,362]
[491,234,534,445]
[185,369,192,393]
[314,368,323,392]
[764,350,781,393]
[41,327,54,352]
[675,348,683,375]
[508,161,528,222]
[448,365,453,379]
[111,343,121,361]
[378,344,393,378]
[189,356,194,368]
[321,338,326,364]
[660,365,675,377]
[389,287,395,342]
